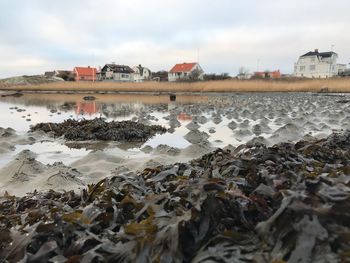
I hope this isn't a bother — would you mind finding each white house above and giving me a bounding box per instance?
[132,65,152,82]
[168,62,204,82]
[294,49,345,78]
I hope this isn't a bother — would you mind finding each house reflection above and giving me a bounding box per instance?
[75,101,100,116]
[177,112,192,121]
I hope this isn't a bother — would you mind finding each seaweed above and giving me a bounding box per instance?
[29,118,167,142]
[1,131,350,262]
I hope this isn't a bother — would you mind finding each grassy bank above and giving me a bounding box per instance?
[1,78,350,93]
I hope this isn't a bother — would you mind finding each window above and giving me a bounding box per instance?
[309,65,316,71]
[121,74,129,78]
[299,66,305,72]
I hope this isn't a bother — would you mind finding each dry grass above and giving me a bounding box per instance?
[2,78,350,93]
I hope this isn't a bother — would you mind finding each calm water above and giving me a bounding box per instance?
[0,91,349,167]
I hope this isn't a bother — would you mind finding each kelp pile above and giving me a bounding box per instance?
[1,131,350,262]
[30,118,167,142]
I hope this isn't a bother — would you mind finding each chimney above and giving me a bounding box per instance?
[314,49,319,53]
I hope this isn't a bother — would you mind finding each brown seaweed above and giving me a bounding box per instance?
[1,131,350,262]
[29,118,167,142]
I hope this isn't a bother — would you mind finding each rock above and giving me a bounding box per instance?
[186,121,200,131]
[228,120,237,130]
[184,130,209,144]
[141,145,153,154]
[198,115,208,124]
[154,144,181,156]
[83,96,96,101]
[212,116,222,124]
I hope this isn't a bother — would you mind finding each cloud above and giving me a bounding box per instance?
[0,0,350,78]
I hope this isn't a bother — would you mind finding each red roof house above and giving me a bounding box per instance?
[73,66,97,81]
[168,62,204,82]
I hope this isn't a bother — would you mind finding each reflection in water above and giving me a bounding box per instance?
[1,91,347,169]
[75,101,99,116]
[0,92,212,106]
[178,112,192,121]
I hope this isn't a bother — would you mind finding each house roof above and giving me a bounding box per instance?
[103,64,134,74]
[169,63,197,73]
[74,67,97,76]
[300,50,337,58]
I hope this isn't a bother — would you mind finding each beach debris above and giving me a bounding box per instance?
[83,96,96,101]
[169,93,176,101]
[0,131,350,262]
[29,118,167,142]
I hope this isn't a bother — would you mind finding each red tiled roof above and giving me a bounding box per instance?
[169,63,197,73]
[74,67,97,76]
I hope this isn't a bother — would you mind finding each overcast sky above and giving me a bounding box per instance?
[1,0,350,78]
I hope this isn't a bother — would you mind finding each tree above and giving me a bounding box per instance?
[189,69,201,81]
[57,71,75,81]
[203,73,231,81]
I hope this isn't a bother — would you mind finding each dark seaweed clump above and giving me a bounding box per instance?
[1,131,350,262]
[30,118,167,142]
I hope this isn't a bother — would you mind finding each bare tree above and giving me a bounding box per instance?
[189,69,201,81]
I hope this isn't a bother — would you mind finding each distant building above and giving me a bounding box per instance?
[73,66,97,81]
[294,49,344,78]
[132,65,152,82]
[44,71,58,78]
[168,62,204,82]
[253,70,281,79]
[237,73,253,80]
[99,64,135,82]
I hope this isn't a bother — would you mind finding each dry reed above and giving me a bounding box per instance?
[1,79,350,93]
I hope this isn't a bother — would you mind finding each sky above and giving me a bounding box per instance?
[0,0,350,78]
